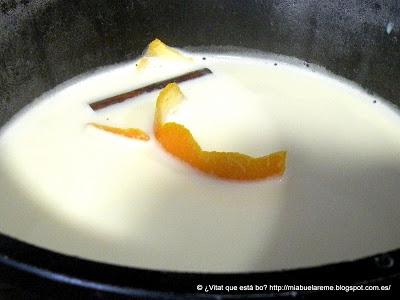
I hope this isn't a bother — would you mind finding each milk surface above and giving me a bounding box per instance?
[0,52,399,272]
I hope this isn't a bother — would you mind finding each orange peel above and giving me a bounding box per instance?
[145,38,190,60]
[136,57,149,70]
[137,39,191,70]
[154,83,287,180]
[89,123,149,141]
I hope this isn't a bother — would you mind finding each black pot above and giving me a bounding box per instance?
[0,0,399,298]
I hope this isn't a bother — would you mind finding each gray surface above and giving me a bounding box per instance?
[1,0,400,127]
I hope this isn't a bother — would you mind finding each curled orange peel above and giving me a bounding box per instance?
[89,123,150,141]
[154,83,287,180]
[137,39,191,70]
[145,38,190,60]
[136,57,149,70]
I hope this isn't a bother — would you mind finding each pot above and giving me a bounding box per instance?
[0,0,399,298]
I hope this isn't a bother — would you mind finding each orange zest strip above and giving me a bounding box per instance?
[154,83,287,180]
[136,39,191,70]
[145,38,191,60]
[89,123,150,141]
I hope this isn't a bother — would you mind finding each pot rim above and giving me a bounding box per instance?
[0,232,398,298]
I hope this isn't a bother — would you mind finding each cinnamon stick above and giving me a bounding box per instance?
[89,68,212,111]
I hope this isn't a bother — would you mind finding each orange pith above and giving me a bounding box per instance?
[89,123,150,141]
[154,83,287,180]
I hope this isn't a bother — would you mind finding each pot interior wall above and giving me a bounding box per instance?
[1,0,400,128]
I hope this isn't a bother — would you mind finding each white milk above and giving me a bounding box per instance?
[0,53,399,272]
